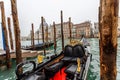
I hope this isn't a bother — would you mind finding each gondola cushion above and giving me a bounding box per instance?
[61,57,72,61]
[65,64,85,80]
[44,61,63,77]
[61,45,73,62]
[62,44,86,63]
[73,44,85,58]
[64,45,73,57]
[65,64,77,75]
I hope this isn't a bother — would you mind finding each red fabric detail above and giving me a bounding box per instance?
[50,67,66,80]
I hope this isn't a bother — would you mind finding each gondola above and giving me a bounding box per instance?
[16,41,92,80]
[21,42,54,50]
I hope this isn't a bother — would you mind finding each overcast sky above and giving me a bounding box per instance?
[0,0,119,37]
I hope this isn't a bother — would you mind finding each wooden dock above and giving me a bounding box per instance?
[0,50,52,59]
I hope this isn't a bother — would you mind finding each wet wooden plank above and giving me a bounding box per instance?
[10,51,38,58]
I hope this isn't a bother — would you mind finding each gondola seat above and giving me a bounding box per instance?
[65,64,77,75]
[65,64,85,80]
[61,44,86,64]
[61,45,73,62]
[44,61,63,77]
[72,44,87,64]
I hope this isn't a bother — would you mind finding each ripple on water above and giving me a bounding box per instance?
[88,38,120,80]
[0,38,120,80]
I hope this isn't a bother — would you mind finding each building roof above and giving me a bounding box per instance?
[74,21,91,26]
[50,21,74,27]
[74,21,92,29]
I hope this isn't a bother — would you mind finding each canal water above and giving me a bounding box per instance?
[0,38,120,80]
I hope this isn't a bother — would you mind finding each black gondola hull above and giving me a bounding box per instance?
[16,44,92,80]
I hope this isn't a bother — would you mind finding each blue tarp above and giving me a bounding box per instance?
[1,23,6,50]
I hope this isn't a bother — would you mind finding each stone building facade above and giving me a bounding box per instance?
[118,17,120,37]
[94,22,99,37]
[50,22,73,40]
[74,21,92,38]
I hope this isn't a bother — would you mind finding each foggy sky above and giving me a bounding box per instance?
[0,0,119,37]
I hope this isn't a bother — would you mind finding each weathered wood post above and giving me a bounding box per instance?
[45,24,49,49]
[11,0,22,64]
[0,1,11,69]
[31,23,35,49]
[37,30,39,44]
[30,30,32,46]
[45,25,48,42]
[7,17,14,50]
[99,0,119,80]
[53,22,57,52]
[60,10,64,51]
[41,17,46,55]
[69,17,72,43]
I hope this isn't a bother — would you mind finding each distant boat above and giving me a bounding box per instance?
[21,41,54,50]
[16,40,92,80]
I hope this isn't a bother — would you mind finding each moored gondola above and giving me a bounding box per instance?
[21,42,54,50]
[16,41,92,80]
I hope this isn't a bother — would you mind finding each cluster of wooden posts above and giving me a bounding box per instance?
[0,0,119,80]
[30,11,73,56]
[0,0,25,68]
[0,0,72,70]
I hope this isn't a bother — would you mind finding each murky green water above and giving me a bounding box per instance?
[88,38,120,80]
[0,38,120,80]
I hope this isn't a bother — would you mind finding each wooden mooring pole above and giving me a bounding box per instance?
[60,10,64,51]
[41,17,46,55]
[7,17,14,50]
[69,17,72,43]
[53,22,56,52]
[99,0,119,80]
[11,0,22,64]
[31,23,35,49]
[0,1,11,69]
[30,30,32,45]
[37,30,39,44]
[45,25,48,42]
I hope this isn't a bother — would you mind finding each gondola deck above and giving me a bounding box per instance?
[16,43,92,80]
